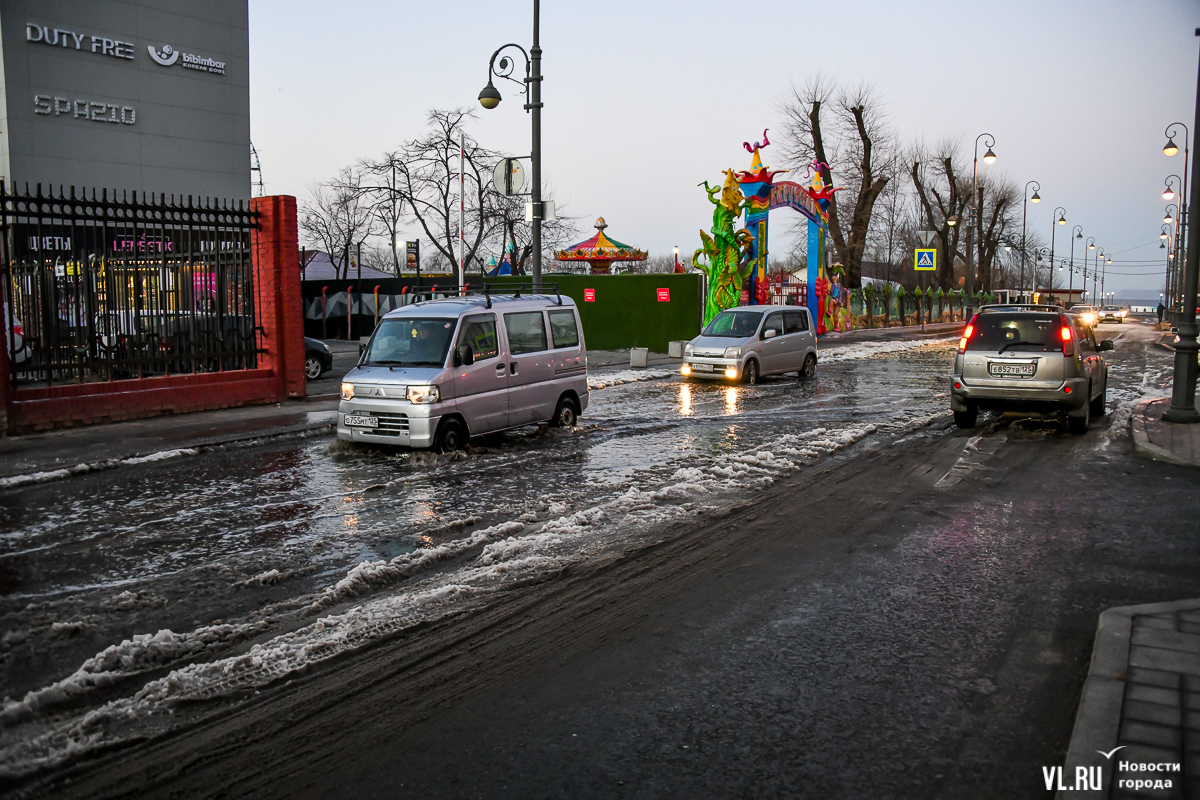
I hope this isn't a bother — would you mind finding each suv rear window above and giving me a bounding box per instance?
[966,313,1063,352]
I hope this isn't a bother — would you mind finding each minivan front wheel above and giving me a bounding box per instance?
[433,418,468,453]
[742,359,759,385]
[800,354,817,378]
[551,397,578,428]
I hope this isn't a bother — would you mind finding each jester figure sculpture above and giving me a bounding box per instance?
[693,170,755,325]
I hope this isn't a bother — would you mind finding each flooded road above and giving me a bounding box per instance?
[0,325,1175,784]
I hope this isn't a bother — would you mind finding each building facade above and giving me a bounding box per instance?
[0,0,250,201]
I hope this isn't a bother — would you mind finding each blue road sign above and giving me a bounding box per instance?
[914,248,937,271]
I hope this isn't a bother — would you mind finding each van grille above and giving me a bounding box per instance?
[371,411,410,437]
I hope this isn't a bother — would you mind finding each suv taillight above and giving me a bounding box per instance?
[1059,315,1074,357]
[958,314,979,353]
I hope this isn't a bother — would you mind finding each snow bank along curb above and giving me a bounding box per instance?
[0,418,336,491]
[1129,397,1199,467]
[1056,598,1200,800]
[587,369,673,390]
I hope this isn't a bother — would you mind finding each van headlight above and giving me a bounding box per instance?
[340,382,354,400]
[724,346,741,358]
[407,385,440,404]
[684,343,694,356]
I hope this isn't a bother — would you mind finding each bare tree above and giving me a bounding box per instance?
[778,77,897,289]
[488,192,579,276]
[358,151,407,275]
[909,141,970,291]
[300,167,381,281]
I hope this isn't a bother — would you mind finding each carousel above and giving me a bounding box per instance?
[554,218,647,275]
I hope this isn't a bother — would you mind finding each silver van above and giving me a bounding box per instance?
[337,293,588,452]
[681,305,818,383]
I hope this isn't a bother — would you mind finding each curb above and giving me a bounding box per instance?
[1058,598,1200,800]
[1129,397,1197,467]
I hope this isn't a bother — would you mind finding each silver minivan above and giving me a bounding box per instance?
[337,293,588,452]
[681,305,818,383]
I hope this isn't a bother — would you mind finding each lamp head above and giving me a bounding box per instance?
[982,147,997,165]
[946,215,958,227]
[1057,213,1066,225]
[1163,187,1176,201]
[478,81,502,110]
[1088,243,1095,250]
[1076,231,1082,239]
[1164,137,1180,157]
[1165,213,1174,224]
[1030,190,1041,203]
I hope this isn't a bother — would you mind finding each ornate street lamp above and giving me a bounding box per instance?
[478,1,546,291]
[1069,225,1083,302]
[967,133,996,314]
[1019,180,1040,301]
[1048,206,1065,304]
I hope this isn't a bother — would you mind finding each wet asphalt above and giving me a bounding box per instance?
[5,321,1200,800]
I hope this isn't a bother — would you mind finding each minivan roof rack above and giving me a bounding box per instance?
[480,282,562,309]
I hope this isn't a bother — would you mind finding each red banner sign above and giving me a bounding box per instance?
[584,288,595,302]
[656,288,670,302]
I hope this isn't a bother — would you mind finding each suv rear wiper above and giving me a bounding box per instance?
[997,340,1051,353]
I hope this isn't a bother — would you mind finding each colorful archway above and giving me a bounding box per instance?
[736,131,840,328]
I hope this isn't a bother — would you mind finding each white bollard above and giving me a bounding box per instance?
[630,347,649,368]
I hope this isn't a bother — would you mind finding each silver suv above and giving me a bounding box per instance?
[950,305,1112,434]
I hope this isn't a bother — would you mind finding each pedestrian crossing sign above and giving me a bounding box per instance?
[914,248,937,271]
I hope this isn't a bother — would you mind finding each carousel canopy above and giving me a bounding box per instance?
[554,218,647,264]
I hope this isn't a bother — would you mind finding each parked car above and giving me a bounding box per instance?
[950,304,1112,434]
[1098,305,1127,323]
[337,293,587,452]
[681,306,817,383]
[304,337,333,379]
[1067,304,1098,327]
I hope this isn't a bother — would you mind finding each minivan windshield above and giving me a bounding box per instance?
[967,313,1064,352]
[364,317,456,366]
[702,310,762,338]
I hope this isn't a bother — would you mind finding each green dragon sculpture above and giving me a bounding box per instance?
[693,170,755,325]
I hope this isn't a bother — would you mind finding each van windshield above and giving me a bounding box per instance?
[967,313,1063,352]
[703,310,762,338]
[365,318,456,366]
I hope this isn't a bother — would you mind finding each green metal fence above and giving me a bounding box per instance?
[484,273,703,353]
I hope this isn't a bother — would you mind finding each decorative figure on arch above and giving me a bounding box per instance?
[693,170,754,325]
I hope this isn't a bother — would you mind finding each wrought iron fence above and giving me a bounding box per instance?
[2,183,261,386]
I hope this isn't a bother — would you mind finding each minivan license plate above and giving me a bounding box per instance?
[344,414,378,428]
[988,362,1036,377]
[692,363,714,372]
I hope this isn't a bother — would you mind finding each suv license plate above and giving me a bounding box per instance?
[344,414,378,428]
[988,362,1036,377]
[692,363,714,372]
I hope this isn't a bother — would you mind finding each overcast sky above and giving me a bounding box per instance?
[248,0,1197,296]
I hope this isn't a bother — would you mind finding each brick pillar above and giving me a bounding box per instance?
[252,195,306,400]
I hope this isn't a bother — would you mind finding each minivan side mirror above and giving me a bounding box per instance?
[762,328,778,340]
[455,344,475,366]
[1098,339,1114,352]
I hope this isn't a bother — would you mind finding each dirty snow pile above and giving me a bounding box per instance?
[0,417,899,777]
[0,448,199,490]
[588,369,673,390]
[818,337,955,364]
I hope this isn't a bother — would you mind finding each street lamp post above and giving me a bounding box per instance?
[1048,207,1065,304]
[1162,29,1200,423]
[1165,175,1184,309]
[1019,181,1041,301]
[1085,238,1097,304]
[478,0,544,292]
[966,133,997,316]
[1164,120,1191,316]
[1102,255,1111,305]
[1069,226,1083,304]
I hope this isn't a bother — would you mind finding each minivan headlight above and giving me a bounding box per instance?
[340,382,354,400]
[407,385,440,404]
[724,346,741,358]
[684,343,694,357]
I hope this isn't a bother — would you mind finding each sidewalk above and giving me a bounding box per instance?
[0,399,337,488]
[1131,398,1200,468]
[1058,599,1200,799]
